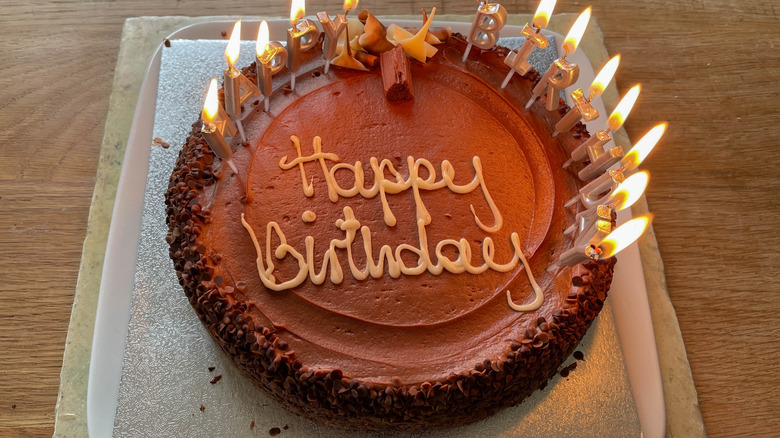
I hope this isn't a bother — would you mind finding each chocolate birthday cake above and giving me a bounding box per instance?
[166,16,617,429]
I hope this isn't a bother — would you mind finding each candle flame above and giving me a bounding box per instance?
[609,171,649,211]
[225,20,241,68]
[290,0,306,24]
[563,7,591,55]
[532,0,557,29]
[607,84,641,131]
[588,54,620,99]
[343,0,359,14]
[622,122,667,172]
[202,78,219,125]
[597,214,653,259]
[256,20,270,56]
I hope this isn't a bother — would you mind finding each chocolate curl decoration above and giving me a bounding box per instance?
[381,45,413,101]
[358,11,395,54]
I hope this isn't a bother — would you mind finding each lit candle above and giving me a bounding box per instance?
[201,78,238,175]
[223,20,261,143]
[316,7,348,75]
[462,0,508,62]
[563,84,641,180]
[501,0,556,89]
[525,7,591,111]
[593,214,653,260]
[552,54,620,137]
[565,122,666,209]
[339,0,359,59]
[553,214,653,269]
[287,0,321,91]
[551,217,612,270]
[564,170,648,236]
[255,20,288,112]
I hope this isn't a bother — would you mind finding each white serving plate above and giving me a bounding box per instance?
[87,19,663,438]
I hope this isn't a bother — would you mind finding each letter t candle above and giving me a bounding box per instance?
[287,0,321,91]
[552,54,620,137]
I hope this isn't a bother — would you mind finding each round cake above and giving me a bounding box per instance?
[166,29,615,429]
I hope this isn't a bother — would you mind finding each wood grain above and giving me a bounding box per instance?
[1,1,778,436]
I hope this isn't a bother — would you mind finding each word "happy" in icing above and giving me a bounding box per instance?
[278,135,502,232]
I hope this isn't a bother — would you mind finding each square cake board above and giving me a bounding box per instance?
[54,14,704,438]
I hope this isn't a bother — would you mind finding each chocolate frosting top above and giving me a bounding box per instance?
[197,40,585,385]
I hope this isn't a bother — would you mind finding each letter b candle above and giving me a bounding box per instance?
[462,1,508,62]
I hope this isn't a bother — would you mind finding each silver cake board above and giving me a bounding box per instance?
[111,35,639,437]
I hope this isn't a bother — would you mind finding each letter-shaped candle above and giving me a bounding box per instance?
[501,0,556,88]
[552,214,652,270]
[255,20,288,112]
[526,7,590,111]
[223,20,261,142]
[462,1,508,62]
[565,122,666,209]
[316,11,347,74]
[287,0,321,91]
[552,54,620,137]
[201,78,238,174]
[563,84,641,180]
[564,171,648,237]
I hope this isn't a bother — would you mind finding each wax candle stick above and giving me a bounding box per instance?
[564,171,648,236]
[316,12,347,75]
[552,214,652,270]
[201,78,238,174]
[564,167,623,208]
[223,20,262,143]
[255,20,288,112]
[462,0,508,62]
[550,217,611,270]
[563,84,641,179]
[552,54,620,137]
[341,0,359,58]
[593,214,653,260]
[565,122,666,209]
[526,7,590,111]
[317,0,359,74]
[501,0,556,89]
[579,146,624,180]
[287,0,321,91]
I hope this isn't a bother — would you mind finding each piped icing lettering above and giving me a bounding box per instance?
[240,208,525,291]
[278,135,502,232]
[242,135,544,312]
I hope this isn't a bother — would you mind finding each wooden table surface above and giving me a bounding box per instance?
[1,0,778,436]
